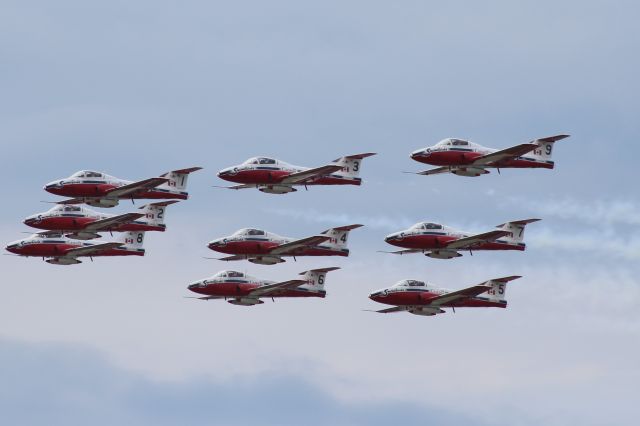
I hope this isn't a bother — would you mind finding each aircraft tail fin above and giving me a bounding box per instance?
[331,153,376,179]
[159,167,202,191]
[298,267,340,293]
[482,275,521,303]
[117,231,146,250]
[138,201,178,227]
[528,135,569,163]
[496,219,540,245]
[320,224,363,250]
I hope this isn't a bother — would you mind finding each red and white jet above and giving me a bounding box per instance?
[44,167,202,207]
[5,231,147,265]
[187,267,340,306]
[22,201,178,240]
[409,134,569,177]
[216,153,376,194]
[207,224,363,265]
[368,275,521,316]
[383,219,539,259]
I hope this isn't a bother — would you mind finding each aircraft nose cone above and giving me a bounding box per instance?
[44,181,63,193]
[384,234,397,243]
[369,291,383,300]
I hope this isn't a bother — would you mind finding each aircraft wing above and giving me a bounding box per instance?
[216,255,250,262]
[214,184,258,190]
[371,306,410,314]
[444,230,510,250]
[281,165,344,184]
[472,143,539,166]
[84,212,145,232]
[412,166,455,176]
[105,177,169,198]
[378,249,424,255]
[425,284,492,306]
[63,242,124,257]
[186,295,226,300]
[269,235,331,255]
[248,279,308,297]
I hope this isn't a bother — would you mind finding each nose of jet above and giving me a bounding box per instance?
[384,232,401,243]
[217,167,237,180]
[410,148,429,160]
[43,180,64,193]
[207,239,222,250]
[23,215,38,226]
[369,290,384,300]
[5,241,21,254]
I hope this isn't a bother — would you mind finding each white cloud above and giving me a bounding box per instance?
[507,196,640,227]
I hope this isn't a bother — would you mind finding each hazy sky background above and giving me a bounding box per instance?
[1,1,639,425]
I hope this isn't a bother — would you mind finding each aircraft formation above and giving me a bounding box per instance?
[6,135,568,316]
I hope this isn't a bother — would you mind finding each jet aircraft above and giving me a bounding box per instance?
[368,275,521,316]
[217,153,376,194]
[44,167,202,207]
[23,201,177,240]
[409,134,569,177]
[187,267,340,306]
[383,219,539,259]
[5,231,147,265]
[207,224,363,265]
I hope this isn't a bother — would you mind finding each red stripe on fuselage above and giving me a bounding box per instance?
[27,217,165,233]
[46,184,187,200]
[210,240,347,257]
[8,243,143,257]
[388,235,524,251]
[220,170,361,186]
[190,282,324,298]
[413,151,553,169]
[371,292,505,308]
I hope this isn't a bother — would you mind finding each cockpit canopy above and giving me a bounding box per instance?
[48,205,83,213]
[435,138,472,147]
[232,228,266,237]
[410,222,443,231]
[71,170,104,178]
[35,231,65,239]
[213,270,245,279]
[395,279,427,287]
[243,157,277,165]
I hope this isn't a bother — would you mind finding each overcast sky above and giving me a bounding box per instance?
[1,1,639,425]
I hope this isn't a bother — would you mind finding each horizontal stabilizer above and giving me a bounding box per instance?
[298,267,340,275]
[161,167,203,176]
[533,134,570,143]
[321,224,364,234]
[496,218,541,227]
[341,152,377,160]
[486,275,522,283]
[138,200,179,209]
